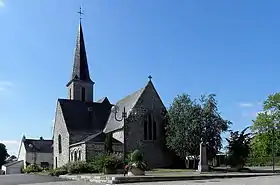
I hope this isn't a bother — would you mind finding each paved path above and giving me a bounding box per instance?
[0,174,69,185]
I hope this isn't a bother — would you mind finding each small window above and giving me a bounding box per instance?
[41,162,49,168]
[74,151,78,161]
[78,150,81,161]
[69,88,72,99]
[144,113,157,141]
[58,135,62,154]
[81,87,86,101]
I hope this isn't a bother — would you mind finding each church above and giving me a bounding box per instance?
[52,22,173,169]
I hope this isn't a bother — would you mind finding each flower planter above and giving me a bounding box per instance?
[128,167,145,176]
[104,167,117,174]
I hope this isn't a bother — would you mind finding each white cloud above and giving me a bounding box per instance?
[0,140,20,156]
[239,103,254,107]
[0,0,4,7]
[0,81,13,91]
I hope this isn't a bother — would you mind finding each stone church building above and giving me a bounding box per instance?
[52,22,172,169]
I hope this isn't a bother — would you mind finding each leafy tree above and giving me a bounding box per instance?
[165,93,231,161]
[226,127,252,168]
[250,93,280,159]
[0,143,9,167]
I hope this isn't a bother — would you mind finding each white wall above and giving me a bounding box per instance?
[17,142,27,167]
[1,161,23,174]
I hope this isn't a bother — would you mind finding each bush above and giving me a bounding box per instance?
[49,167,68,176]
[91,153,123,173]
[131,150,143,161]
[67,161,97,174]
[126,150,149,171]
[23,164,42,173]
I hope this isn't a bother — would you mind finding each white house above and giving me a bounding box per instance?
[1,160,23,174]
[18,136,53,169]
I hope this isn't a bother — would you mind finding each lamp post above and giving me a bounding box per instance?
[113,106,127,176]
[272,120,277,173]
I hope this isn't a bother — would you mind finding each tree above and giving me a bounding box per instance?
[250,93,280,160]
[0,143,9,167]
[226,127,252,168]
[165,93,231,161]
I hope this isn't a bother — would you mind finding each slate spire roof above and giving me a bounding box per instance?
[67,22,93,86]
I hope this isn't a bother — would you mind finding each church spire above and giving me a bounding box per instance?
[66,11,94,102]
[67,22,93,86]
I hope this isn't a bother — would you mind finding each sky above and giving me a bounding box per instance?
[1,0,280,155]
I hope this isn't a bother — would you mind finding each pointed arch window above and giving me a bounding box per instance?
[58,135,62,154]
[81,87,86,101]
[144,113,157,141]
[74,151,78,161]
[78,150,81,161]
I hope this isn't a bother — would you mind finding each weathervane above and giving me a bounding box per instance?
[77,6,84,21]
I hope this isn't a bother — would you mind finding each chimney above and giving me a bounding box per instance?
[40,137,43,140]
[22,135,26,141]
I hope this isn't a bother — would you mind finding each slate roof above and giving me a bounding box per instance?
[67,22,93,86]
[81,131,121,143]
[59,98,112,132]
[3,160,23,167]
[23,139,53,153]
[103,85,146,133]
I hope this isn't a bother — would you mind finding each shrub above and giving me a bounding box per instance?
[67,161,97,174]
[91,153,123,172]
[23,164,42,173]
[131,150,143,161]
[126,149,149,171]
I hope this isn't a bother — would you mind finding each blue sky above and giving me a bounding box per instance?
[1,0,279,155]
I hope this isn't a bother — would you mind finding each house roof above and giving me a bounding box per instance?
[3,160,23,167]
[59,98,112,133]
[23,139,53,153]
[103,84,147,133]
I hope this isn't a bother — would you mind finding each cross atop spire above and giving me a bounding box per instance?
[77,6,84,21]
[148,75,152,81]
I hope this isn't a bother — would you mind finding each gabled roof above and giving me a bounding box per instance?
[23,139,53,153]
[103,84,146,133]
[3,160,23,167]
[58,98,112,133]
[67,22,93,86]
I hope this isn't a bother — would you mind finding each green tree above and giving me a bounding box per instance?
[165,93,231,160]
[0,143,9,167]
[226,127,252,168]
[250,93,280,160]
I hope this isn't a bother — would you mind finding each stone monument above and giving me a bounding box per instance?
[197,140,209,172]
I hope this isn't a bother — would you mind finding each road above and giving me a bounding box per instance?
[0,174,69,185]
[1,174,280,185]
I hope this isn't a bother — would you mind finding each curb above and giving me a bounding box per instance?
[60,173,279,184]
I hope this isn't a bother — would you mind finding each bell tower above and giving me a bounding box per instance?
[66,21,94,102]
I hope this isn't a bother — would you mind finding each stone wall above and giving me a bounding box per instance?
[53,102,70,168]
[69,144,86,162]
[85,142,123,161]
[125,82,173,168]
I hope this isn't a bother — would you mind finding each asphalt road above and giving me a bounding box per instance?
[0,174,70,185]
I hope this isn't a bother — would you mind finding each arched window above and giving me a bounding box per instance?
[81,87,85,101]
[74,151,78,161]
[70,152,73,161]
[58,135,62,154]
[78,150,81,161]
[144,113,157,141]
